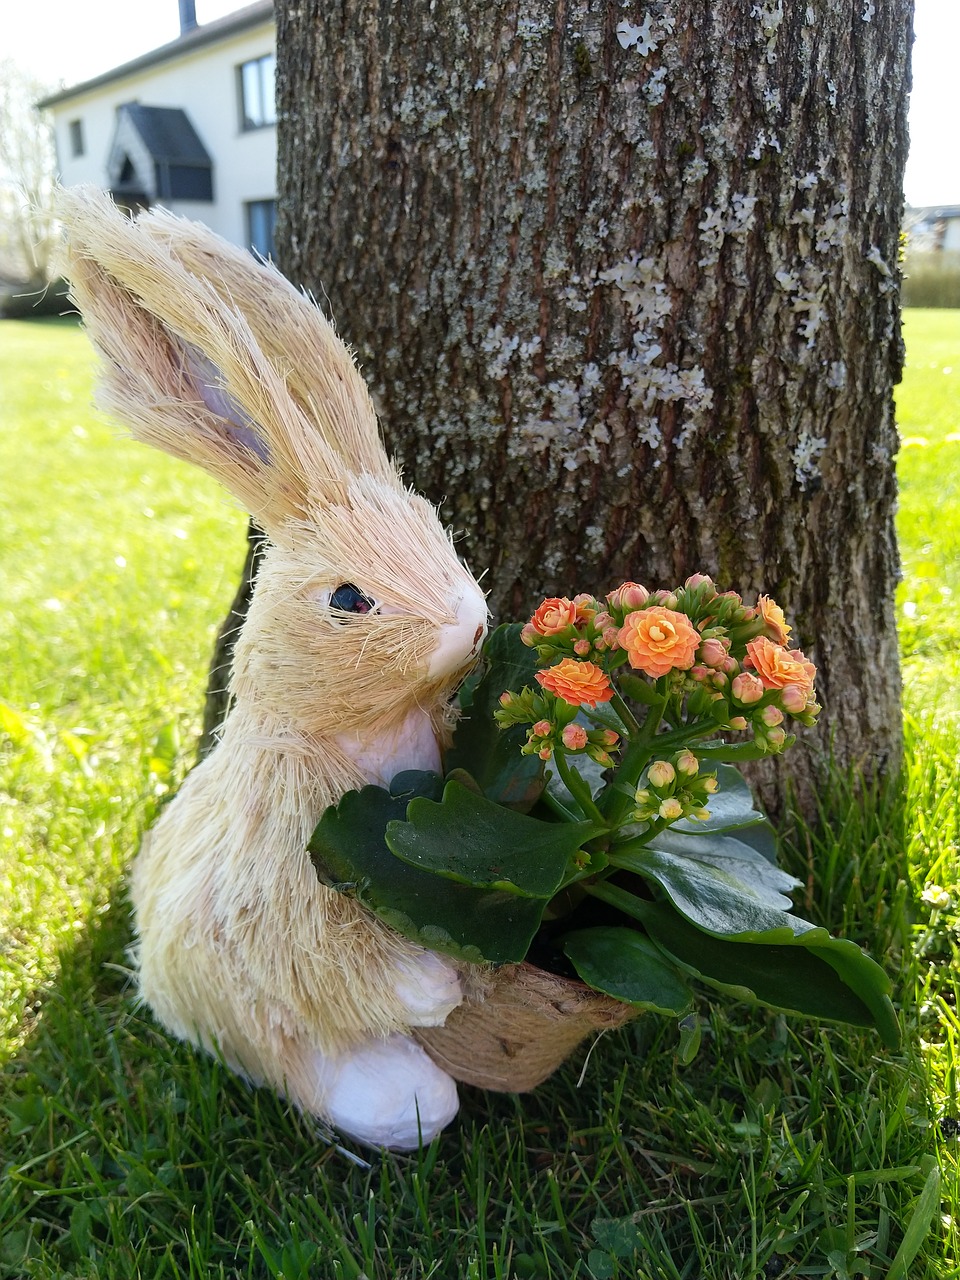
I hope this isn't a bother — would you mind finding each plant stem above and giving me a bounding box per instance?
[609,691,642,736]
[553,748,607,825]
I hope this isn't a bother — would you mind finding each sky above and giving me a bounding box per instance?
[3,0,955,207]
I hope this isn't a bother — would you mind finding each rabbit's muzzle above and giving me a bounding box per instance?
[427,584,489,680]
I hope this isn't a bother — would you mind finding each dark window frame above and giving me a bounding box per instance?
[238,53,276,131]
[246,198,277,260]
[68,118,85,157]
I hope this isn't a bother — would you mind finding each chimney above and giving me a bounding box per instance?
[178,0,197,34]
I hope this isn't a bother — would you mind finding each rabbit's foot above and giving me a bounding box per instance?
[391,949,462,1025]
[310,1033,459,1149]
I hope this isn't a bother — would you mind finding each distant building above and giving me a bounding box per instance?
[38,1,276,257]
[904,205,960,254]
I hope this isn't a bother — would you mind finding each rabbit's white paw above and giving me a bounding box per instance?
[314,1034,459,1149]
[391,950,462,1025]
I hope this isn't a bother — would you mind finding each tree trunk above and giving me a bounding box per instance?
[209,0,911,812]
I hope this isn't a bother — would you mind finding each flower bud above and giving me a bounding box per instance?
[573,639,592,657]
[635,788,652,805]
[721,655,739,675]
[691,807,712,822]
[659,797,684,821]
[728,716,748,731]
[601,729,620,747]
[588,749,615,768]
[498,691,514,707]
[648,760,676,788]
[780,684,808,714]
[675,750,699,777]
[765,726,787,750]
[761,705,784,727]
[700,637,729,668]
[608,581,650,610]
[731,672,764,705]
[602,626,621,648]
[690,664,711,682]
[561,723,588,750]
[538,746,553,760]
[520,623,540,647]
[593,611,613,630]
[685,573,714,590]
[532,720,552,737]
[703,775,719,793]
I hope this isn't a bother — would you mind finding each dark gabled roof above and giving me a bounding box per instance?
[120,105,211,165]
[37,1,273,108]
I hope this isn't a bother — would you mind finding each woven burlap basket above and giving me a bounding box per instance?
[414,962,640,1092]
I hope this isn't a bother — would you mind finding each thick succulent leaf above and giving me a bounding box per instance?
[626,897,899,1047]
[386,779,604,897]
[647,829,801,898]
[610,842,807,939]
[308,782,545,964]
[562,926,693,1015]
[448,623,545,810]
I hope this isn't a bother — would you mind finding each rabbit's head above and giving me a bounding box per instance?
[57,187,487,732]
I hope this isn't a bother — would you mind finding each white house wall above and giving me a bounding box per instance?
[50,20,276,249]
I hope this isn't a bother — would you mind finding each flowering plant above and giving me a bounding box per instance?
[310,576,897,1050]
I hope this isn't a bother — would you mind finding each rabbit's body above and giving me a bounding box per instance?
[58,188,488,1148]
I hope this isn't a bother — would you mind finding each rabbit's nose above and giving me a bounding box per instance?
[428,584,488,679]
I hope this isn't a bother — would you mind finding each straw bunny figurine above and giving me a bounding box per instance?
[57,187,488,1149]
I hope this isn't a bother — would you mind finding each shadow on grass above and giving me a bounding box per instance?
[0,760,950,1280]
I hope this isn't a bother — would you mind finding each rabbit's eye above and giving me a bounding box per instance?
[329,583,375,615]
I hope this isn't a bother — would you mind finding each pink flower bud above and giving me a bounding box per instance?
[538,746,553,760]
[561,723,588,750]
[593,611,613,629]
[729,716,748,730]
[648,760,676,788]
[602,626,621,648]
[685,573,714,590]
[731,672,764,705]
[589,749,615,768]
[766,727,787,750]
[601,729,620,747]
[780,684,808,714]
[520,623,540,647]
[573,639,592,657]
[498,691,514,707]
[675,750,699,777]
[659,797,684,822]
[700,637,728,668]
[721,655,739,675]
[532,720,552,737]
[761,705,784,727]
[608,581,650,610]
[691,664,710,682]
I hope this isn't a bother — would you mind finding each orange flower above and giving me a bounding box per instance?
[744,636,816,694]
[617,606,700,678]
[536,659,613,707]
[757,595,792,647]
[529,597,579,635]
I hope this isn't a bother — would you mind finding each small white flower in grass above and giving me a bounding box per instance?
[922,884,951,910]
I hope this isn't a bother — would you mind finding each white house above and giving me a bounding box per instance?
[39,1,277,256]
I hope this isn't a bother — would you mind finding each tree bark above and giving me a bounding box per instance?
[208,0,911,812]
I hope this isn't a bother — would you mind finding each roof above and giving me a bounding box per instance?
[907,205,960,221]
[37,1,274,108]
[118,104,212,165]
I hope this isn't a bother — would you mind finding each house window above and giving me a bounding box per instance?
[69,119,85,157]
[239,53,276,130]
[246,200,276,259]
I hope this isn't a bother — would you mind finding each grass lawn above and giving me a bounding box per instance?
[1,310,959,1278]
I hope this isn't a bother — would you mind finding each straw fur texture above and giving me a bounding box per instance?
[56,187,488,1147]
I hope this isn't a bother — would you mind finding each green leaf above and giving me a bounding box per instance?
[610,839,804,938]
[387,779,605,897]
[308,779,546,964]
[562,926,693,1014]
[589,886,898,1045]
[448,623,545,810]
[618,673,664,707]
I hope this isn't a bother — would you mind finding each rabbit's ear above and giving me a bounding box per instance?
[56,187,391,530]
[132,205,392,480]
